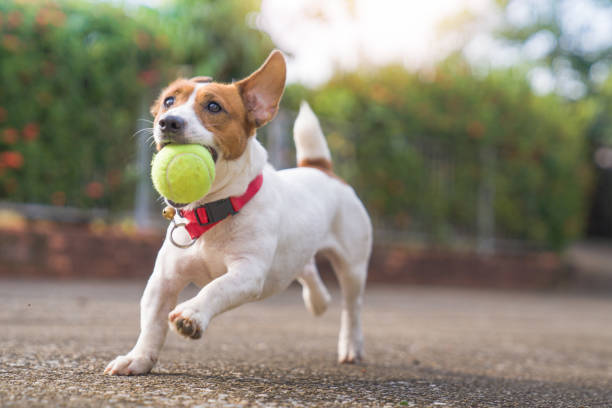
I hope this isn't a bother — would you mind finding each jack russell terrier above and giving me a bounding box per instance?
[105,50,372,375]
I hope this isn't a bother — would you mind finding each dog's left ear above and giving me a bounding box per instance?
[236,50,286,128]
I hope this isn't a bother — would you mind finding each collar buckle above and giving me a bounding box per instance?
[195,198,236,226]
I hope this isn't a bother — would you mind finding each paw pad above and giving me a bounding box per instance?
[174,316,202,339]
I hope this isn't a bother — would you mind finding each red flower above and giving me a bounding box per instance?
[85,181,104,199]
[3,128,18,144]
[22,123,39,141]
[1,151,24,169]
[7,11,22,29]
[35,8,66,27]
[138,69,159,86]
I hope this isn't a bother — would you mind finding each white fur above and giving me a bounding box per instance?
[105,102,372,376]
[293,101,331,162]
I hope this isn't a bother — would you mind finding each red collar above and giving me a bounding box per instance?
[177,173,263,240]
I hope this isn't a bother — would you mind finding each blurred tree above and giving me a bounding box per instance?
[493,0,612,96]
[490,0,612,238]
[145,0,273,80]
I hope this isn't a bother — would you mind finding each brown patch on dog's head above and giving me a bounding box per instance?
[150,79,195,118]
[192,50,286,160]
[193,82,252,160]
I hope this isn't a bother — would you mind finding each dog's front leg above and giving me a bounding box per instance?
[168,258,266,339]
[105,245,188,375]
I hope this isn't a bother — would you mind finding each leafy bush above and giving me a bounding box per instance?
[0,0,270,210]
[0,0,171,209]
[284,58,594,248]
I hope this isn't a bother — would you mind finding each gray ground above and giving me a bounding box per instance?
[1,280,612,407]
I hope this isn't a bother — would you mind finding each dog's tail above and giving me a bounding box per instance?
[293,101,334,174]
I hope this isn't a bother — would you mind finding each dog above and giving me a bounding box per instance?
[104,50,372,375]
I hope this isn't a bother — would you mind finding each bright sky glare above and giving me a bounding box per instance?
[256,0,493,86]
[111,0,612,94]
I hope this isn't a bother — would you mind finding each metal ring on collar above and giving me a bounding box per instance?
[169,221,197,249]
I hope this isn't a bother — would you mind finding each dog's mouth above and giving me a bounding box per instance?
[167,198,187,208]
[159,143,218,209]
[159,142,218,163]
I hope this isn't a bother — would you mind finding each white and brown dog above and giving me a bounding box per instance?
[105,50,372,375]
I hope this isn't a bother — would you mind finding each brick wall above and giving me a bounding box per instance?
[0,222,564,289]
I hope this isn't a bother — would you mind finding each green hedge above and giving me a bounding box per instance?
[0,0,270,210]
[284,59,595,248]
[0,0,171,209]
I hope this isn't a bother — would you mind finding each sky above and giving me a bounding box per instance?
[112,0,612,94]
[255,0,493,86]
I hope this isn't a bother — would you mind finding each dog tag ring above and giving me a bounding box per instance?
[163,206,196,248]
[169,221,197,248]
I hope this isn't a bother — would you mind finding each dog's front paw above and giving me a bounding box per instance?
[104,354,155,376]
[338,333,364,364]
[338,350,363,364]
[168,307,205,339]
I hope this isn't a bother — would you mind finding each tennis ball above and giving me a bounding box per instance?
[151,144,215,204]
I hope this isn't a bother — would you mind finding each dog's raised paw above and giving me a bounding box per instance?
[169,309,202,339]
[104,354,154,376]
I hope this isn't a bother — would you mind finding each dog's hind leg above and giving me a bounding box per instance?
[331,255,367,364]
[297,258,331,316]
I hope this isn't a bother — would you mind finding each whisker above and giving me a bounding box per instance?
[146,135,157,148]
[131,128,154,139]
[137,118,154,124]
[133,128,154,135]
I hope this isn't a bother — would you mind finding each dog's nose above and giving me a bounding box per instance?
[159,116,185,133]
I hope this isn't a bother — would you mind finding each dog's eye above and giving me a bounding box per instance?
[207,102,222,113]
[163,96,175,108]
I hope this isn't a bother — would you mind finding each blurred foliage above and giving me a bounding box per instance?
[153,0,272,81]
[0,0,271,210]
[284,56,595,248]
[0,0,602,249]
[493,0,612,94]
[0,0,168,209]
[489,0,612,238]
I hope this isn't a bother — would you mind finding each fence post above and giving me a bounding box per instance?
[134,97,154,231]
[266,109,291,169]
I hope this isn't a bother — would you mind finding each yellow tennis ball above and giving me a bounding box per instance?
[151,144,215,204]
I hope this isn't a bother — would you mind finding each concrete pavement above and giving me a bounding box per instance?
[1,280,612,407]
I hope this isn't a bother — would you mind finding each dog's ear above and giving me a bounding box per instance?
[236,50,286,128]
